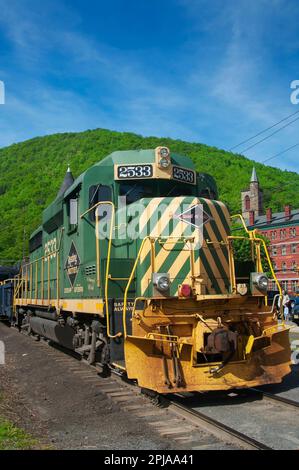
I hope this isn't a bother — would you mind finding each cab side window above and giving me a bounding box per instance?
[70,198,78,226]
[89,185,112,221]
[66,187,80,233]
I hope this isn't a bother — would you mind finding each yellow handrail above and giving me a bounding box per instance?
[81,201,120,338]
[14,228,64,309]
[123,238,151,338]
[122,235,196,339]
[231,213,283,314]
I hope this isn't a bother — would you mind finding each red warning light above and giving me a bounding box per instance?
[179,284,192,298]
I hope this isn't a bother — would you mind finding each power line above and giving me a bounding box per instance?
[262,142,299,164]
[229,108,299,151]
[239,114,299,154]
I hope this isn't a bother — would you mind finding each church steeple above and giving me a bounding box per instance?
[251,167,258,183]
[241,167,263,222]
[57,165,74,198]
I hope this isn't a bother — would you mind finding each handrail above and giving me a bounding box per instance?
[123,237,151,338]
[230,213,283,314]
[122,235,196,339]
[14,228,64,309]
[231,213,251,234]
[81,201,120,339]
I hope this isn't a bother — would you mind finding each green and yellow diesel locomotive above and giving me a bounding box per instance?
[13,147,291,393]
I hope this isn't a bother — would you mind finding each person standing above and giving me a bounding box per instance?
[278,290,290,321]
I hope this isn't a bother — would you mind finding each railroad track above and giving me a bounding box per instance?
[249,388,299,410]
[44,339,273,450]
[5,324,298,450]
[165,399,271,450]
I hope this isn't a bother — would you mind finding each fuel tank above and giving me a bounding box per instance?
[29,316,75,350]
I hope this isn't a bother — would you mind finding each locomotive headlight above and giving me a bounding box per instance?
[160,147,169,158]
[251,273,269,292]
[159,157,170,168]
[257,275,268,291]
[152,272,171,293]
[155,146,171,169]
[157,275,170,291]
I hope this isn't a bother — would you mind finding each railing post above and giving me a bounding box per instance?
[56,251,59,309]
[35,260,38,303]
[228,238,237,293]
[41,257,44,304]
[48,255,50,304]
[29,263,32,300]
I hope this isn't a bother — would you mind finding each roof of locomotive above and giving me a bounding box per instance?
[63,148,196,198]
[39,149,218,237]
[97,148,196,168]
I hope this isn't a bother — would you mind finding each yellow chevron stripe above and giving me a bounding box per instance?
[140,197,199,295]
[169,250,192,295]
[179,200,229,295]
[205,199,230,244]
[204,199,230,278]
[202,243,226,293]
[139,197,184,264]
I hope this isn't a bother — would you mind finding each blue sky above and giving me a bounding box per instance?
[0,0,299,172]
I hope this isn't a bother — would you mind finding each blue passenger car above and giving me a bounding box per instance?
[0,281,14,321]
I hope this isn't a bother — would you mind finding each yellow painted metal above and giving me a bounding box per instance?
[103,202,121,338]
[108,275,130,281]
[47,254,50,303]
[41,257,44,303]
[227,238,237,293]
[245,335,255,355]
[80,200,120,338]
[146,332,179,343]
[56,250,60,310]
[124,298,291,393]
[138,197,203,296]
[231,213,283,316]
[14,228,64,311]
[262,323,290,336]
[14,297,104,315]
[123,234,197,338]
[96,215,100,287]
[35,260,38,301]
[123,236,151,339]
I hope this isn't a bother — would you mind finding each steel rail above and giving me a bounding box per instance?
[166,399,272,450]
[250,388,299,409]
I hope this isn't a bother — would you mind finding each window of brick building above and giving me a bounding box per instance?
[292,261,297,272]
[282,262,287,273]
[272,246,277,256]
[292,244,297,254]
[290,227,297,238]
[280,229,287,239]
[245,195,250,210]
[292,281,298,293]
[281,245,287,255]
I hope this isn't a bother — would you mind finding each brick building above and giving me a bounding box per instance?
[241,168,299,295]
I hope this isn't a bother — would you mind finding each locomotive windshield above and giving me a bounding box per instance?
[118,180,195,204]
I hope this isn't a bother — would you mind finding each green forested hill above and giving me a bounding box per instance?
[0,128,298,261]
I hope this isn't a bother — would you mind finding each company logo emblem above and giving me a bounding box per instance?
[174,204,212,229]
[65,241,80,287]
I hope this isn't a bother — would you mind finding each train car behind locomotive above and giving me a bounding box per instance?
[12,146,291,393]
